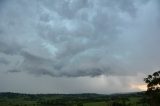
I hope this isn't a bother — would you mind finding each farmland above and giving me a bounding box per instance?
[0,92,149,106]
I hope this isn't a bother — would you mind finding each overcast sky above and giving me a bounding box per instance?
[0,0,160,94]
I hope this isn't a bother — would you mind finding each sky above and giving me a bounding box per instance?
[0,0,160,94]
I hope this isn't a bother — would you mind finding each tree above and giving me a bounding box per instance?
[144,71,160,106]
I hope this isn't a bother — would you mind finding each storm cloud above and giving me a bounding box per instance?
[0,0,160,78]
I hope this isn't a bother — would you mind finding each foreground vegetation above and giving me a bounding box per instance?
[0,92,149,106]
[144,70,160,106]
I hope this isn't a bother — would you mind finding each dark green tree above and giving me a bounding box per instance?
[77,102,83,106]
[144,71,160,106]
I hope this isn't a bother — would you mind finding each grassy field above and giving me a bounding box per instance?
[0,92,149,106]
[84,102,106,106]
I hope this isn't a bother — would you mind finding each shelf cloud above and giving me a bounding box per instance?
[0,0,160,93]
[0,0,160,77]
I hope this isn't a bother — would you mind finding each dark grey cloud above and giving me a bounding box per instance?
[7,69,21,73]
[20,51,57,76]
[0,57,9,65]
[0,40,22,55]
[0,0,160,79]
